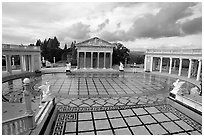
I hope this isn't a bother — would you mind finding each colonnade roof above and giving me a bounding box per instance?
[75,37,114,48]
[2,44,41,55]
[145,48,202,57]
[146,48,201,54]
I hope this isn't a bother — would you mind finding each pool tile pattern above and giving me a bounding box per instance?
[52,104,202,135]
[3,73,201,135]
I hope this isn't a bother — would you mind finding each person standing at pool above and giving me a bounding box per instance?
[66,62,71,73]
[133,62,137,73]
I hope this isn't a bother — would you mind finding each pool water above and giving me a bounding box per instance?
[2,73,197,103]
[2,72,202,135]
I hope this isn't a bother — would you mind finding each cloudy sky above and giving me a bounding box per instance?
[2,2,202,50]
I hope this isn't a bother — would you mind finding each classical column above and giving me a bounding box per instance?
[144,55,147,71]
[159,57,163,72]
[169,57,172,74]
[84,52,86,69]
[196,59,202,81]
[77,52,79,69]
[97,52,100,68]
[20,55,24,72]
[91,52,93,69]
[110,52,113,68]
[38,55,41,70]
[103,52,106,69]
[5,55,12,74]
[24,55,28,71]
[150,56,153,72]
[178,58,183,76]
[188,59,192,78]
[28,55,32,72]
[31,55,35,72]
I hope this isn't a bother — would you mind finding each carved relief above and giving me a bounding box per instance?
[77,37,113,47]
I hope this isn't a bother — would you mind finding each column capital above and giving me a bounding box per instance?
[169,57,172,60]
[198,59,202,62]
[160,56,163,59]
[189,58,192,61]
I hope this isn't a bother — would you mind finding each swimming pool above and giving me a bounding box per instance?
[2,72,202,135]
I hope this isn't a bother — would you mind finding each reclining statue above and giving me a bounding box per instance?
[190,86,199,95]
[170,79,185,95]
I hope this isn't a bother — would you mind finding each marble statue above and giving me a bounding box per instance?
[170,79,185,94]
[38,82,50,100]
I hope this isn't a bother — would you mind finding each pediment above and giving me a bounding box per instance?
[76,37,113,47]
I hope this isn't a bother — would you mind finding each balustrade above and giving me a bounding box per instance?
[2,78,36,135]
[2,115,32,135]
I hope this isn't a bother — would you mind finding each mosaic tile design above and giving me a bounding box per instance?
[57,94,167,108]
[52,104,202,135]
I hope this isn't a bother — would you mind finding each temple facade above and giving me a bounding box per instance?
[75,37,114,69]
[144,49,202,81]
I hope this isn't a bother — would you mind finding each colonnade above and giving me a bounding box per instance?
[3,44,41,75]
[144,56,202,81]
[77,51,112,69]
[4,54,40,75]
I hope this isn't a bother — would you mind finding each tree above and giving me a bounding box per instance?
[64,43,68,50]
[28,43,35,46]
[112,43,130,65]
[35,39,42,46]
[40,39,48,60]
[71,41,77,65]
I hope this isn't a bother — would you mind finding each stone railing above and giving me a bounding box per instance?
[2,115,34,135]
[2,77,54,135]
[146,49,202,55]
[2,44,40,52]
[2,78,36,135]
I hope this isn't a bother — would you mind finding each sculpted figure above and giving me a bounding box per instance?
[170,79,185,94]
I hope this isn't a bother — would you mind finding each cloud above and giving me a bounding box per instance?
[2,33,36,45]
[101,30,126,42]
[58,22,91,41]
[181,17,202,34]
[2,2,202,49]
[97,19,109,31]
[117,23,121,28]
[123,34,202,50]
[100,2,199,42]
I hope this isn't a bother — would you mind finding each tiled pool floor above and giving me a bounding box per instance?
[52,104,201,135]
[34,73,170,97]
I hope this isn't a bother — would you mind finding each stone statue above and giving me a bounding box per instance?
[119,62,124,71]
[38,81,51,102]
[66,62,71,73]
[170,79,185,94]
[190,87,199,95]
